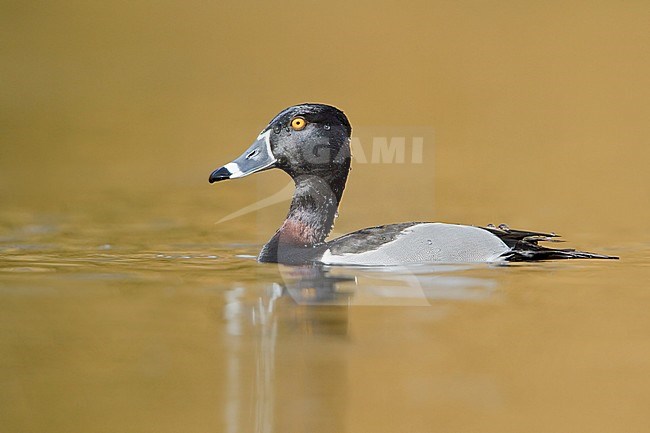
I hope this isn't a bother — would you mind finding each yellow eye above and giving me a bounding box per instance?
[290,117,307,131]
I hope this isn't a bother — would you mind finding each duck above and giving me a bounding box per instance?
[209,103,617,265]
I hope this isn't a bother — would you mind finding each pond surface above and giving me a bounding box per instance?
[1,186,648,433]
[3,1,650,431]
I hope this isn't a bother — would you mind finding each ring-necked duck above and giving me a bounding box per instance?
[209,103,617,265]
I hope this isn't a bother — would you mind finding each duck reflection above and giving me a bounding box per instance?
[221,264,496,433]
[279,265,355,305]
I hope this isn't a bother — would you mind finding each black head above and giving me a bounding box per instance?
[209,103,352,183]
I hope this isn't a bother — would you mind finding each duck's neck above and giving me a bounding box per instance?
[259,169,349,262]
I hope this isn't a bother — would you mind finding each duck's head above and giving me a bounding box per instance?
[209,103,352,183]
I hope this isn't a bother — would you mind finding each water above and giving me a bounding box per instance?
[1,188,648,433]
[3,1,650,431]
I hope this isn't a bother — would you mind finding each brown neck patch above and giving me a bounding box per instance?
[277,217,322,246]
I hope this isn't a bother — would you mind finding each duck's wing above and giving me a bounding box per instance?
[320,223,511,266]
[479,224,618,261]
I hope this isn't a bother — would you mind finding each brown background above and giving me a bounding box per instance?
[2,0,649,242]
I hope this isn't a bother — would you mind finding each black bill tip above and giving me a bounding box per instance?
[209,166,232,183]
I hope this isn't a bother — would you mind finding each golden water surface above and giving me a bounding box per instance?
[2,1,650,432]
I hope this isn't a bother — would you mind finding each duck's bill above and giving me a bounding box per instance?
[209,130,276,183]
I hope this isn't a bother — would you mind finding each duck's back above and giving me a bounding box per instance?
[319,223,510,266]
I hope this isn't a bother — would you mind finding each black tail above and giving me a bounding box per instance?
[480,224,619,262]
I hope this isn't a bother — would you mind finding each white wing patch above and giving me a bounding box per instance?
[319,223,509,266]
